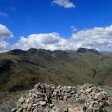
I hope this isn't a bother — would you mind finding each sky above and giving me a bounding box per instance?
[0,0,112,52]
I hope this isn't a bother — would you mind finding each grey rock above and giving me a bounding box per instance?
[86,107,93,112]
[10,83,112,112]
[39,101,46,106]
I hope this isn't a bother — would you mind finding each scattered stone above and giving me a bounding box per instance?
[11,108,17,112]
[11,83,112,112]
[64,107,68,112]
[18,97,25,104]
[39,101,46,106]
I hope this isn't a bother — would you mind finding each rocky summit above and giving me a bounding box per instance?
[11,83,112,112]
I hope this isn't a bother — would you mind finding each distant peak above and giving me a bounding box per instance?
[7,49,26,55]
[77,48,100,55]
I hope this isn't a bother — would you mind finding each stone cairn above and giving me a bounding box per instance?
[11,83,112,112]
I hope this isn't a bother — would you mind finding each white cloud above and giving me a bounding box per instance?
[11,7,17,11]
[0,24,13,38]
[71,26,78,33]
[53,0,75,8]
[0,12,8,17]
[12,25,112,52]
[0,41,9,53]
[0,24,13,52]
[1,25,112,52]
[71,25,112,51]
[13,33,64,50]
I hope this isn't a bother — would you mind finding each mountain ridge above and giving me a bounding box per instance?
[0,48,112,93]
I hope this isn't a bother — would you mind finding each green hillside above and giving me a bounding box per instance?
[0,48,112,93]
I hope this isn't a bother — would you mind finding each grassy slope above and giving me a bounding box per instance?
[0,50,112,93]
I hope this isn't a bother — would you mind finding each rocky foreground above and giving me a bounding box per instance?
[11,83,112,112]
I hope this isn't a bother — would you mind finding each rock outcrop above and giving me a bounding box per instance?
[77,48,100,55]
[11,83,112,112]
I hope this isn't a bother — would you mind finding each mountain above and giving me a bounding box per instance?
[0,48,112,93]
[76,48,101,55]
